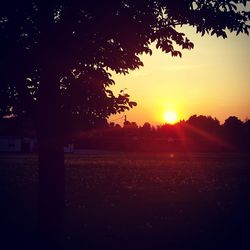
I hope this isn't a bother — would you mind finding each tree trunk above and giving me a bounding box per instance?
[34,6,66,248]
[37,131,65,248]
[36,69,65,248]
[36,115,65,248]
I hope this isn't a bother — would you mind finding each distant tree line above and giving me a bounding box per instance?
[1,115,249,153]
[75,115,250,153]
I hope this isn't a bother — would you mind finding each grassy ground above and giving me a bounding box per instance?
[1,152,250,249]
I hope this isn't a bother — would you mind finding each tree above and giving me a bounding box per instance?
[186,115,220,134]
[1,0,249,246]
[243,119,250,152]
[223,116,244,148]
[141,122,152,134]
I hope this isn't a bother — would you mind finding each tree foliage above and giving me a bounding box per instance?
[1,0,249,130]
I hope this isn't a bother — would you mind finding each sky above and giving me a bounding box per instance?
[108,26,250,126]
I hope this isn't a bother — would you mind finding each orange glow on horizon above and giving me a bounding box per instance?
[109,26,250,126]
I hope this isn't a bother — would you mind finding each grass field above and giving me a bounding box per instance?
[1,152,250,250]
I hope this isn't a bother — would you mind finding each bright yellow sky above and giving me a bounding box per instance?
[109,26,250,126]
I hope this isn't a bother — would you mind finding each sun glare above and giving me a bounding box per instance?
[163,111,178,124]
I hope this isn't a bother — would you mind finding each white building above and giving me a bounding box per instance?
[0,136,74,153]
[64,143,74,153]
[0,136,22,152]
[0,136,37,153]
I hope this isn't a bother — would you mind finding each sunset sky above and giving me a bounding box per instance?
[109,26,250,126]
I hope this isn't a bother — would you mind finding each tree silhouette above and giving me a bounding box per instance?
[0,0,249,246]
[187,115,220,135]
[141,122,152,134]
[224,116,244,129]
[243,119,250,151]
[223,116,244,149]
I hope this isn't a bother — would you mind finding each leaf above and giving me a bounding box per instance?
[128,101,137,108]
[244,27,249,35]
[236,28,241,36]
[211,30,216,36]
[105,89,114,97]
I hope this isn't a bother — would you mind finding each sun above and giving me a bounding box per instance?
[163,111,178,124]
